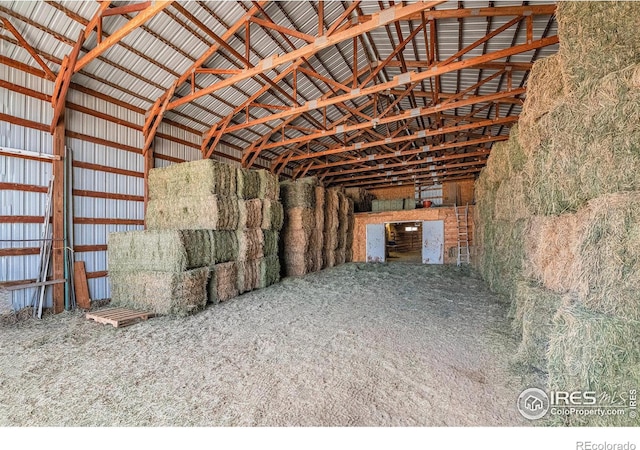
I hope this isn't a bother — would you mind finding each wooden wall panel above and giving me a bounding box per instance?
[352,206,474,264]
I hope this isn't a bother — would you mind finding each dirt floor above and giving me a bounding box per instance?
[387,249,422,263]
[0,263,528,426]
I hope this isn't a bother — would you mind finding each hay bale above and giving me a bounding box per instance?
[257,169,279,200]
[493,173,530,222]
[279,178,316,209]
[257,255,280,289]
[283,251,309,277]
[238,199,263,230]
[520,54,566,126]
[236,168,261,199]
[236,229,264,262]
[524,64,640,215]
[403,198,416,210]
[556,1,640,92]
[570,193,640,321]
[524,214,580,294]
[148,159,236,200]
[285,207,314,231]
[261,199,284,231]
[510,281,563,372]
[335,248,346,266]
[108,229,214,272]
[212,230,238,263]
[477,219,528,299]
[548,303,640,426]
[210,261,238,303]
[344,187,373,212]
[237,259,260,294]
[146,195,239,230]
[262,230,279,257]
[110,268,209,316]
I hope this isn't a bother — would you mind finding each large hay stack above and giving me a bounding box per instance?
[108,160,282,315]
[474,2,640,426]
[279,180,354,276]
[344,187,373,212]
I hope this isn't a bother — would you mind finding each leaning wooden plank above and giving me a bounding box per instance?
[73,261,91,309]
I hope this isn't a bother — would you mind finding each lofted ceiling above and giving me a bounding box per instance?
[0,0,558,189]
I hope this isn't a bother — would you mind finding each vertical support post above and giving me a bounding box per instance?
[353,36,358,88]
[52,113,65,314]
[143,145,153,229]
[245,21,250,68]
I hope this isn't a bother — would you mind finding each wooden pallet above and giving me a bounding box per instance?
[85,307,153,328]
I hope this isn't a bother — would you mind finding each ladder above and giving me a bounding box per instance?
[454,203,470,266]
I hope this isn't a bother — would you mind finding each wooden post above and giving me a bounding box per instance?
[143,125,154,229]
[52,113,65,314]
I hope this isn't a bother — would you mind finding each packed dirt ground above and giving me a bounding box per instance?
[0,263,528,426]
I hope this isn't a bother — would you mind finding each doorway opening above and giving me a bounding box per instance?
[385,222,423,263]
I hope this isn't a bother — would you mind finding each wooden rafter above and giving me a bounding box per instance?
[169,1,444,111]
[304,135,503,177]
[74,1,173,72]
[0,16,56,80]
[212,35,556,141]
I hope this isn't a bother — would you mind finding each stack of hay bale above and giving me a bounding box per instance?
[279,177,316,276]
[108,160,282,315]
[280,179,354,276]
[474,2,640,426]
[344,187,373,212]
[323,187,341,268]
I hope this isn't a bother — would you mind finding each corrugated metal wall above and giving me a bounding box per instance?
[0,56,223,311]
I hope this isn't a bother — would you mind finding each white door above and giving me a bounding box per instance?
[422,220,444,264]
[366,223,386,263]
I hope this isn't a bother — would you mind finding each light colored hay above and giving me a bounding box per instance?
[548,302,640,426]
[257,256,280,289]
[570,193,640,321]
[371,199,405,212]
[524,64,640,215]
[107,229,214,273]
[280,179,316,209]
[261,199,284,231]
[236,168,261,200]
[283,251,308,277]
[520,54,566,126]
[323,248,336,268]
[510,281,563,372]
[212,230,238,263]
[482,141,510,185]
[345,249,353,263]
[493,173,530,222]
[148,159,236,200]
[556,2,640,92]
[477,219,528,299]
[238,199,263,230]
[237,259,260,294]
[210,261,238,303]
[109,268,209,316]
[262,230,279,257]
[285,207,314,231]
[236,229,264,262]
[282,228,310,251]
[146,195,239,230]
[257,169,279,200]
[335,248,346,266]
[523,214,580,294]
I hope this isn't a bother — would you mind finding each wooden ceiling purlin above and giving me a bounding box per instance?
[327,160,488,187]
[337,170,483,189]
[209,34,556,151]
[307,135,503,178]
[199,1,445,160]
